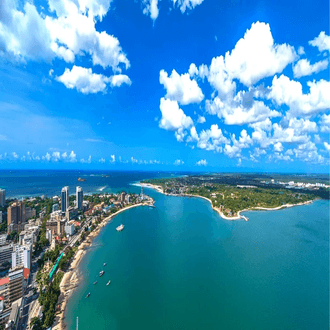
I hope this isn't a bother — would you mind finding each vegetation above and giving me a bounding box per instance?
[38,272,63,328]
[145,176,319,217]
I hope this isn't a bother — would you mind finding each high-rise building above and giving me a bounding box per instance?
[120,192,126,202]
[61,186,69,213]
[76,186,83,210]
[7,202,25,232]
[0,189,5,207]
[8,267,23,305]
[52,204,59,213]
[11,245,31,270]
[0,211,2,224]
[0,244,14,265]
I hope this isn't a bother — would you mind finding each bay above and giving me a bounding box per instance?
[65,188,329,330]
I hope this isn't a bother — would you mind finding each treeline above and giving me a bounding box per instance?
[37,272,63,328]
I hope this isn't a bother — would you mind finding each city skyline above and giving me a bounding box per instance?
[0,0,329,173]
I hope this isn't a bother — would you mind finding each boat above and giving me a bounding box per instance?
[86,292,91,298]
[106,280,111,286]
[78,177,86,182]
[93,281,97,285]
[103,262,107,267]
[116,224,124,232]
[99,270,105,277]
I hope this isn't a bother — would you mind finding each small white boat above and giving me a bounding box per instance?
[103,262,107,267]
[99,270,105,277]
[116,224,124,232]
[93,281,97,285]
[106,280,111,286]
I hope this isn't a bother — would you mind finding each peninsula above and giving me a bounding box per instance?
[141,174,325,220]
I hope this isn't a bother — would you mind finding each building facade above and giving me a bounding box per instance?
[0,189,5,207]
[76,186,83,210]
[61,186,69,213]
[8,267,23,305]
[7,202,25,232]
[0,244,14,266]
[11,245,31,269]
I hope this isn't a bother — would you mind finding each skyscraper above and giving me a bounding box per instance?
[7,202,25,232]
[76,186,83,210]
[61,186,69,213]
[0,189,5,207]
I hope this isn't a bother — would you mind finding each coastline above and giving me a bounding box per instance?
[139,182,314,221]
[52,202,149,330]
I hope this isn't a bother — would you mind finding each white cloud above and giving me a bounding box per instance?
[320,114,330,133]
[293,58,328,78]
[224,144,241,158]
[110,155,115,163]
[293,142,324,164]
[56,66,130,94]
[196,159,207,166]
[207,22,296,90]
[110,74,131,87]
[159,98,193,141]
[131,156,138,163]
[99,158,105,163]
[197,124,229,152]
[42,152,51,161]
[197,115,206,124]
[286,117,318,133]
[172,0,204,13]
[12,152,19,159]
[68,150,77,162]
[52,151,61,161]
[174,159,184,165]
[297,46,305,55]
[268,75,330,116]
[0,0,130,76]
[142,0,159,21]
[309,32,330,52]
[188,63,199,77]
[206,94,281,126]
[81,155,92,163]
[324,142,330,152]
[159,69,204,105]
[273,142,283,152]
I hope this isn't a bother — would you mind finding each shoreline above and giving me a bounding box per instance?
[52,202,150,330]
[139,182,314,221]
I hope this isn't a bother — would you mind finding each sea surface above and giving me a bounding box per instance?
[65,187,329,330]
[0,171,328,329]
[0,170,172,198]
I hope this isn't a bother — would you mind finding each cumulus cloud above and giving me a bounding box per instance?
[110,155,115,163]
[99,158,105,163]
[197,115,206,124]
[206,94,281,125]
[320,114,330,133]
[293,58,328,78]
[207,22,296,90]
[172,0,204,13]
[309,32,330,52]
[324,142,330,152]
[56,66,131,94]
[268,75,330,116]
[68,150,77,162]
[159,69,204,105]
[142,0,159,21]
[197,124,229,152]
[196,159,207,166]
[159,98,193,141]
[81,155,92,163]
[0,0,130,92]
[131,156,138,163]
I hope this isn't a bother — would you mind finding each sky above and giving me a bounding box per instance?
[0,0,329,173]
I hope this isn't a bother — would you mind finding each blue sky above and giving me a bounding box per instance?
[0,0,329,173]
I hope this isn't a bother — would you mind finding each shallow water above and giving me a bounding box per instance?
[65,189,329,330]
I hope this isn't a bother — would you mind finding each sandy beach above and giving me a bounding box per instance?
[140,182,314,221]
[53,202,150,330]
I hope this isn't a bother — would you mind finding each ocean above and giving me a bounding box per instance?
[65,187,329,330]
[0,171,328,329]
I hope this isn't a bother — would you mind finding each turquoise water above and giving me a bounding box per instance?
[65,190,329,330]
